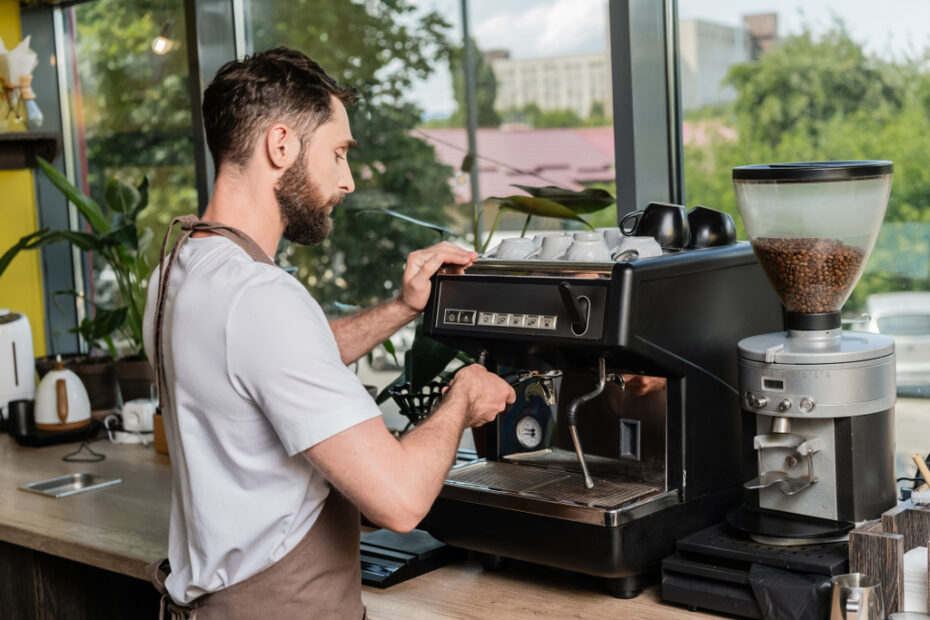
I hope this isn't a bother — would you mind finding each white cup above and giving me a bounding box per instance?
[565,231,611,261]
[597,227,623,253]
[537,235,574,259]
[613,236,662,260]
[123,398,157,432]
[495,237,538,259]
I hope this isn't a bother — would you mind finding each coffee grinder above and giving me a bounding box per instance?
[662,161,896,617]
[730,161,897,542]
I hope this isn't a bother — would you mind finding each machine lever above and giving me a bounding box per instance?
[557,282,589,334]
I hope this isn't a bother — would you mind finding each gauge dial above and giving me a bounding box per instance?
[515,416,543,449]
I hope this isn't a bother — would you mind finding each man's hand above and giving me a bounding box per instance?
[622,374,667,396]
[398,242,478,315]
[442,364,516,427]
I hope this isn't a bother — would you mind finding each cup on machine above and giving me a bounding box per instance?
[619,202,690,251]
[565,231,611,261]
[495,237,538,260]
[536,234,574,260]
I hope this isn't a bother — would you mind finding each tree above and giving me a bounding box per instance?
[249,0,460,309]
[448,38,501,128]
[683,22,930,313]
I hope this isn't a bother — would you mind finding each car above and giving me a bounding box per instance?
[863,292,930,388]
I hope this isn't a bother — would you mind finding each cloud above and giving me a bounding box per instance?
[474,0,607,58]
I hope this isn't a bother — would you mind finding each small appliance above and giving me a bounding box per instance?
[34,354,91,431]
[662,161,896,618]
[0,309,36,426]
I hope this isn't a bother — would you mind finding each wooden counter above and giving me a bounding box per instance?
[0,436,718,619]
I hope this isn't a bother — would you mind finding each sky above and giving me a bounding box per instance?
[409,0,930,118]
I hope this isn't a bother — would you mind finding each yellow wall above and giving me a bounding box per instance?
[0,0,47,356]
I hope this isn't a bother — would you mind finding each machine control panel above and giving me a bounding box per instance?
[446,309,558,331]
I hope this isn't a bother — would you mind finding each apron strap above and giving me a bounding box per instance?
[146,557,196,620]
[153,214,275,416]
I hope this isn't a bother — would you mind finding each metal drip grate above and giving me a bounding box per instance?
[446,461,658,510]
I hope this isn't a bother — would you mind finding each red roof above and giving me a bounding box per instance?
[415,121,735,203]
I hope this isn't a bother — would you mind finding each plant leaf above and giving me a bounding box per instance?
[0,229,104,280]
[36,156,111,233]
[490,195,593,227]
[407,322,460,392]
[104,176,141,218]
[510,184,615,214]
[101,223,138,249]
[133,175,150,219]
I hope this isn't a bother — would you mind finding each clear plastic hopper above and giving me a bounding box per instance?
[733,161,893,323]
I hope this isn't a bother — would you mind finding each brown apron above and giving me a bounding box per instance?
[147,215,365,619]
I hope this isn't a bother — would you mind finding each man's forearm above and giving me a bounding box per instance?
[329,297,418,365]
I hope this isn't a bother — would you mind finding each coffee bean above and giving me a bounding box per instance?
[752,237,865,313]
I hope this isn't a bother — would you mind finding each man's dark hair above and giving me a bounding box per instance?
[202,47,358,171]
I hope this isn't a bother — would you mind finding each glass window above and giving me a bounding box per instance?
[678,0,930,481]
[63,0,197,355]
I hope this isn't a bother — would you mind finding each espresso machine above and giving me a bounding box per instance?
[662,161,897,617]
[419,213,783,597]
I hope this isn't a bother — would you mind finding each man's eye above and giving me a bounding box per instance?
[335,153,345,161]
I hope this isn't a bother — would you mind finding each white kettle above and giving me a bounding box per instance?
[35,355,91,431]
[0,309,36,420]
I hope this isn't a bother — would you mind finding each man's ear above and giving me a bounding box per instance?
[265,123,301,170]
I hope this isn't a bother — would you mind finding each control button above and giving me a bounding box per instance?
[444,310,459,324]
[541,315,557,330]
[748,394,768,409]
[494,313,509,326]
[478,312,495,326]
[799,397,815,413]
[509,314,525,327]
[777,399,792,412]
[458,310,476,325]
[525,315,540,328]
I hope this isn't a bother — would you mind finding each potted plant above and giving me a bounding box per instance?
[0,156,154,406]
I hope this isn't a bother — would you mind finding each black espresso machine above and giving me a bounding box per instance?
[419,234,784,597]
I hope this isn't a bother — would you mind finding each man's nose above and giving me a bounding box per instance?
[339,168,355,194]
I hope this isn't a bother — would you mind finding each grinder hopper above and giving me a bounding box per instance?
[733,161,893,329]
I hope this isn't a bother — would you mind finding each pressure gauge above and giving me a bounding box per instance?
[515,416,543,449]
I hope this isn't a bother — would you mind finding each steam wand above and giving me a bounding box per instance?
[566,356,608,490]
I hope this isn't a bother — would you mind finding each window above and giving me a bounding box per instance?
[678,0,930,480]
[60,0,197,355]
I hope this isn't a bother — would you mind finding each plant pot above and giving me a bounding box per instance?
[115,355,155,402]
[35,354,120,415]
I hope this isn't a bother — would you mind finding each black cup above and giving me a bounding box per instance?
[688,206,737,249]
[619,202,690,250]
[8,399,35,438]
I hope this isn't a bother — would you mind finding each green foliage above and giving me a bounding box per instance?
[684,21,930,314]
[250,0,460,309]
[0,157,151,357]
[448,38,501,128]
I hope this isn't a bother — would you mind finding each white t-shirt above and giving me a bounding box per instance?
[141,236,381,604]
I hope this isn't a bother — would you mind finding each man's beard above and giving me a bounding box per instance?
[275,156,343,246]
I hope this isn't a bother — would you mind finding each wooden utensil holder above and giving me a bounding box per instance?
[849,502,930,615]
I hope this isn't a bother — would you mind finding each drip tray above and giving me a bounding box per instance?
[445,460,659,511]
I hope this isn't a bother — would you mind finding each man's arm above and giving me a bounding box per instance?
[329,241,477,364]
[305,364,515,532]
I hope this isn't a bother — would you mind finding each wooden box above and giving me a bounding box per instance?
[849,502,930,615]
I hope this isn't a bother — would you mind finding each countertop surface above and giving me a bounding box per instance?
[0,435,718,618]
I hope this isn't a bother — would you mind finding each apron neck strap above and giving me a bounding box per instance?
[153,215,275,415]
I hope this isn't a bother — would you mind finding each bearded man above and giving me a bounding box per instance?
[142,47,514,619]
